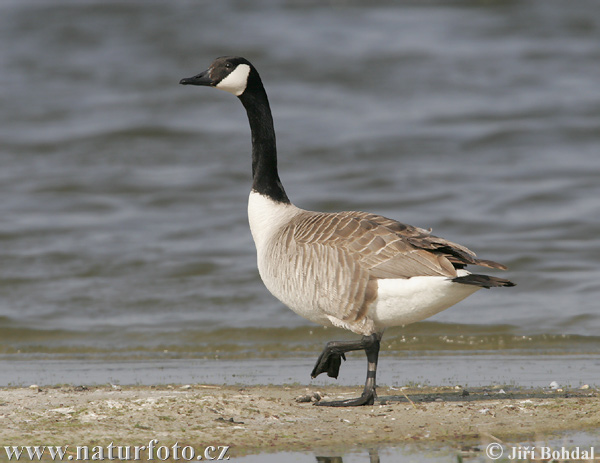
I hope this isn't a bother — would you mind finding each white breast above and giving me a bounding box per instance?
[247,191,300,250]
[247,192,335,327]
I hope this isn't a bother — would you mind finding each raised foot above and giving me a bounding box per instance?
[311,349,346,379]
[314,391,376,407]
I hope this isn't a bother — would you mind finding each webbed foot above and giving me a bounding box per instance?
[314,389,376,407]
[311,347,346,379]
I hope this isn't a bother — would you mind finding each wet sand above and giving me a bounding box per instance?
[1,384,598,457]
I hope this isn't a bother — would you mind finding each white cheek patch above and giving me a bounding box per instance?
[216,64,251,96]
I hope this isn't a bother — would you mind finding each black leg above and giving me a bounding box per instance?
[311,333,381,407]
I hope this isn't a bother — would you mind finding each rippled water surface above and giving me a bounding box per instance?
[1,0,600,390]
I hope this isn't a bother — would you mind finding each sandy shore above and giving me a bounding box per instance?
[1,384,598,457]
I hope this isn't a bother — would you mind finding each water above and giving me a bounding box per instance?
[1,0,599,456]
[234,428,600,462]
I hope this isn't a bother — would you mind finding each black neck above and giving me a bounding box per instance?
[238,73,290,204]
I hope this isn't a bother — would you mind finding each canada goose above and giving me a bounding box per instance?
[180,56,515,407]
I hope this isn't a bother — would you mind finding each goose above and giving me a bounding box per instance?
[180,56,515,407]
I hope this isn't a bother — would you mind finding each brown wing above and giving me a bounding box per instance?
[292,211,463,280]
[344,211,508,271]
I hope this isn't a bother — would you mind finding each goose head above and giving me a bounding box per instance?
[179,56,253,97]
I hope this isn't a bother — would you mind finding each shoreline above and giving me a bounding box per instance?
[1,384,599,457]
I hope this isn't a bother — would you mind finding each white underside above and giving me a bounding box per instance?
[369,273,480,329]
[282,275,480,334]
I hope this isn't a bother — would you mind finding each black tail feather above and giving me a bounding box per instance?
[452,274,515,289]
